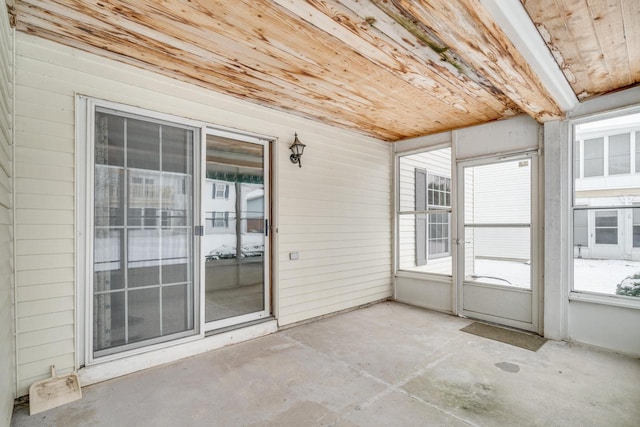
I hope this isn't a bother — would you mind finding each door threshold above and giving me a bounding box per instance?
[205,316,276,337]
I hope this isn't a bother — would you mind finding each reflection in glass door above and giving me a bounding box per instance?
[93,109,197,357]
[203,132,269,329]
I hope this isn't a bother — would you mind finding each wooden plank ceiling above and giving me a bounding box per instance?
[523,0,640,101]
[9,0,610,141]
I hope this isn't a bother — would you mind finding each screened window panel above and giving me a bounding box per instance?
[574,141,580,179]
[594,211,618,244]
[128,287,161,343]
[636,132,640,173]
[93,109,196,356]
[127,119,160,170]
[95,112,125,167]
[162,126,192,174]
[573,210,588,246]
[127,229,161,287]
[608,133,630,175]
[583,138,604,177]
[95,167,123,227]
[94,229,124,292]
[162,284,190,335]
[595,211,617,227]
[93,292,126,351]
[161,229,190,284]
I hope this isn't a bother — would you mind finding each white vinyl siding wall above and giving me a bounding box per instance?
[14,33,392,394]
[0,0,15,422]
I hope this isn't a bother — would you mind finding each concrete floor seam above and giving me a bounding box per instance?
[281,328,477,426]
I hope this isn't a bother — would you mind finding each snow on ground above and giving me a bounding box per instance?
[473,258,640,295]
[573,258,640,295]
[472,259,530,288]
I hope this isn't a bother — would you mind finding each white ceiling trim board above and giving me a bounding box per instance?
[481,0,579,114]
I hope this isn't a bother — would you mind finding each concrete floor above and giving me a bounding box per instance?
[12,302,640,427]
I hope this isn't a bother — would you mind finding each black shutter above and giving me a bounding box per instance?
[224,184,230,199]
[415,169,427,266]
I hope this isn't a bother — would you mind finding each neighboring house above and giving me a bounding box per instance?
[574,116,640,261]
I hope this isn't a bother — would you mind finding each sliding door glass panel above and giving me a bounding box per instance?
[204,135,265,323]
[93,109,195,356]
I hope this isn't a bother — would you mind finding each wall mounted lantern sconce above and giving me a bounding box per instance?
[289,133,306,168]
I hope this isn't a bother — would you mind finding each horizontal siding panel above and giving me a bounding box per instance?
[16,267,74,287]
[278,245,389,260]
[16,66,89,97]
[16,193,74,210]
[278,231,391,243]
[18,296,75,317]
[280,284,392,313]
[281,223,391,235]
[16,178,74,196]
[278,290,391,326]
[19,339,75,365]
[16,99,75,125]
[0,164,9,197]
[279,160,390,183]
[18,310,74,333]
[277,202,390,219]
[15,129,74,153]
[15,116,74,140]
[279,259,390,279]
[280,275,390,300]
[16,253,74,271]
[278,215,390,227]
[15,146,74,167]
[15,85,74,110]
[15,224,74,240]
[0,207,9,225]
[279,252,390,272]
[16,162,74,182]
[0,140,10,177]
[279,267,390,290]
[279,195,389,210]
[280,186,389,205]
[278,238,390,252]
[17,282,74,302]
[279,263,390,282]
[18,325,75,350]
[16,239,74,256]
[280,280,391,308]
[16,209,74,225]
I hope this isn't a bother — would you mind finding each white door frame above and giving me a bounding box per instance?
[456,152,542,333]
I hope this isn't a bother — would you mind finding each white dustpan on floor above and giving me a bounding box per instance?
[29,365,82,415]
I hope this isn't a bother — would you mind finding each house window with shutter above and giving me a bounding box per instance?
[396,146,452,276]
[213,183,229,199]
[415,170,451,264]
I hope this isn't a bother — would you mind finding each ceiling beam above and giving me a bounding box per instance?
[481,0,578,113]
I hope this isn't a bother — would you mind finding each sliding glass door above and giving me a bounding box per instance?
[203,131,270,330]
[92,108,197,357]
[87,99,271,360]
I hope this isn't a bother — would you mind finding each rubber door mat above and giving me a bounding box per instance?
[461,322,547,352]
